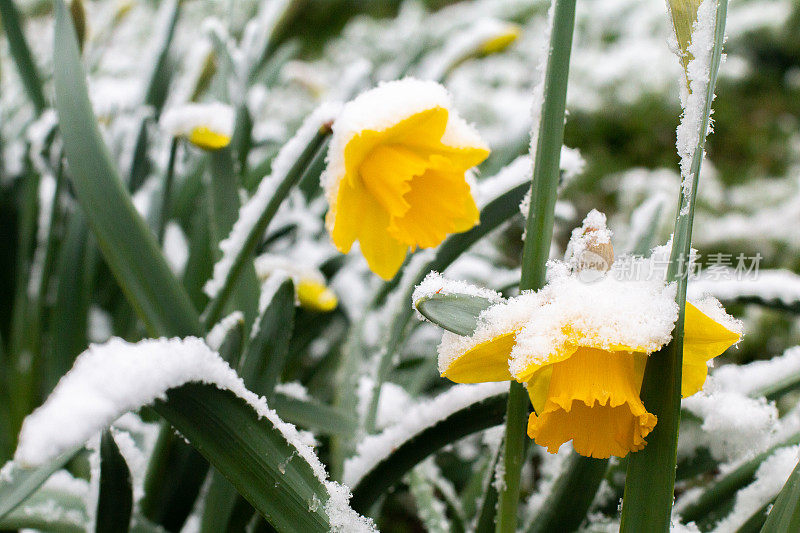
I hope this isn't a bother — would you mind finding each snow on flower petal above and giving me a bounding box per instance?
[322,78,490,279]
[160,102,234,150]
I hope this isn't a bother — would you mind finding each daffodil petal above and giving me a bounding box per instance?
[188,126,231,150]
[682,301,742,397]
[328,179,367,254]
[356,197,408,280]
[441,330,517,383]
[297,279,338,312]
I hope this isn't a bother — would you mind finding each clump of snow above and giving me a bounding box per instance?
[564,209,613,268]
[689,269,800,309]
[711,346,800,397]
[412,271,502,320]
[163,222,189,275]
[682,391,778,461]
[321,78,487,217]
[559,146,586,185]
[343,382,506,487]
[437,254,679,380]
[356,378,415,430]
[674,0,719,212]
[204,103,340,298]
[274,381,311,401]
[160,102,234,139]
[323,481,377,532]
[509,270,677,376]
[711,445,799,532]
[205,311,244,351]
[88,306,114,344]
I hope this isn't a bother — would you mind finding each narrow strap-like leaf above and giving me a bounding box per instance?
[0,446,83,519]
[153,383,331,532]
[351,392,507,512]
[271,393,358,437]
[0,475,88,532]
[52,0,202,338]
[525,453,608,533]
[143,0,181,114]
[621,1,729,529]
[760,459,800,532]
[96,431,133,533]
[0,0,46,113]
[239,279,296,397]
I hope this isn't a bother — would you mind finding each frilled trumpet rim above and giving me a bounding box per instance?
[526,347,657,459]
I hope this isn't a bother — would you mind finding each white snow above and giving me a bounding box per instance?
[437,258,679,380]
[674,0,719,212]
[343,382,506,487]
[12,336,375,528]
[274,381,311,401]
[711,347,800,397]
[163,222,189,275]
[711,445,799,532]
[689,269,800,309]
[205,311,244,351]
[160,102,234,139]
[563,209,613,269]
[682,391,778,461]
[204,103,340,298]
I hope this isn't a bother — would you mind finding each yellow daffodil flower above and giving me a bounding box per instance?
[254,254,338,313]
[478,23,521,56]
[322,79,490,280]
[160,102,234,151]
[434,211,742,458]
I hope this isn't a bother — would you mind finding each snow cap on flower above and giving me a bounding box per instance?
[160,102,234,150]
[322,78,490,280]
[255,254,338,312]
[475,19,521,55]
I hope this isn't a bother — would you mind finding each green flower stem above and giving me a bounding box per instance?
[621,1,728,530]
[156,138,179,244]
[497,0,576,531]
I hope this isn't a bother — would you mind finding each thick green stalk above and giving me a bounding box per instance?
[621,1,728,530]
[496,0,576,531]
